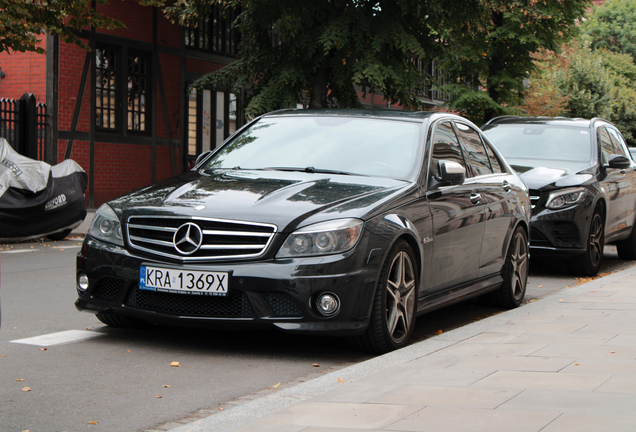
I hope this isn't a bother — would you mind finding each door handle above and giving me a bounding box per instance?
[470,193,482,204]
[502,180,512,192]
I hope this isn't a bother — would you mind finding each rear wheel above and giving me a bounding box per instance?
[481,226,528,308]
[350,239,418,354]
[96,313,151,329]
[570,209,604,276]
[616,223,636,260]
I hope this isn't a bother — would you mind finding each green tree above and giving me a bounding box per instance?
[165,0,477,118]
[440,0,590,124]
[0,0,160,54]
[583,0,636,63]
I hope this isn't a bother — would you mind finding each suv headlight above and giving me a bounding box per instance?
[89,204,124,246]
[277,219,363,258]
[546,188,586,210]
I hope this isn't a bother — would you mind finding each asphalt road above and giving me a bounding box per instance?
[0,238,634,432]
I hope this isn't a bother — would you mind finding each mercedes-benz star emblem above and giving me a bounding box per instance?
[173,222,203,255]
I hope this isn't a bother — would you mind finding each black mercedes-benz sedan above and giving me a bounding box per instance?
[76,109,530,353]
[482,116,636,276]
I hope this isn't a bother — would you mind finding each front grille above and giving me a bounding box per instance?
[263,293,303,317]
[127,215,277,261]
[126,286,254,318]
[92,278,124,299]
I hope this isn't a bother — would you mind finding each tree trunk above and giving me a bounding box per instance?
[484,10,504,123]
[308,0,347,109]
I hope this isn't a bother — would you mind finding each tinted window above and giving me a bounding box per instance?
[483,139,503,173]
[607,127,628,157]
[483,124,592,164]
[203,116,422,179]
[455,123,492,176]
[431,122,465,178]
[598,127,614,165]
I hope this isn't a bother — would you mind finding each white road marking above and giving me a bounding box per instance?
[11,330,105,347]
[1,245,81,253]
[1,249,40,254]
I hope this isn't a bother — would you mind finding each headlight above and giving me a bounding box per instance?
[89,204,124,246]
[276,219,363,258]
[546,188,586,210]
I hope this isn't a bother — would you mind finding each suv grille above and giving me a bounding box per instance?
[127,216,277,261]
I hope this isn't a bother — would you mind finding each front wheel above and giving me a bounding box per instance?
[570,209,604,276]
[350,239,418,354]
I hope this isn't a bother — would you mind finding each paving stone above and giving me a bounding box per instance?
[471,370,611,391]
[456,355,574,372]
[386,406,558,432]
[540,414,636,432]
[368,385,522,409]
[530,342,636,359]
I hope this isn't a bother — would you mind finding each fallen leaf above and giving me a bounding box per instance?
[162,385,171,388]
[272,382,281,388]
[1,354,5,357]
[312,363,320,367]
[574,363,579,366]
[39,348,47,351]
[170,362,180,367]
[16,379,25,382]
[436,330,443,335]
[127,350,132,353]
[22,387,31,392]
[337,377,346,383]
[538,285,543,288]
[219,407,223,411]
[155,395,162,398]
[88,421,98,425]
[611,351,616,354]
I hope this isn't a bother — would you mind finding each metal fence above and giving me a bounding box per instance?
[0,94,49,161]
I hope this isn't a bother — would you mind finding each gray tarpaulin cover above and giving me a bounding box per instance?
[0,138,88,240]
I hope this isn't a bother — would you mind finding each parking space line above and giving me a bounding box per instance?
[11,330,106,347]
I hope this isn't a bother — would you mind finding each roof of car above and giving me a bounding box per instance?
[264,108,451,122]
[483,115,611,129]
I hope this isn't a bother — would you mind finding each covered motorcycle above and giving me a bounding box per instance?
[0,138,88,241]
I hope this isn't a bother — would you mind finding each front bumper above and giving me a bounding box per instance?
[75,235,384,336]
[529,203,590,257]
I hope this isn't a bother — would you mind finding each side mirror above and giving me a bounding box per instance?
[194,150,213,167]
[608,154,631,169]
[438,160,466,185]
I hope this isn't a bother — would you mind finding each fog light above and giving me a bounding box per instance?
[316,292,340,317]
[78,274,89,292]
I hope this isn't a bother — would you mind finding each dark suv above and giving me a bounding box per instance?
[483,116,636,275]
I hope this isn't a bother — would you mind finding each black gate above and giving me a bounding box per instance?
[0,93,49,161]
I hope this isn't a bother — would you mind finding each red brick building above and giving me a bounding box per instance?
[0,1,243,208]
[0,1,452,208]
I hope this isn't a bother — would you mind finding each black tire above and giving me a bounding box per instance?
[617,224,636,260]
[96,313,150,329]
[485,226,529,309]
[349,239,418,354]
[570,209,604,276]
[46,229,72,241]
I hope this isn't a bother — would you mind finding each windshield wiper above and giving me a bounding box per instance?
[262,167,361,176]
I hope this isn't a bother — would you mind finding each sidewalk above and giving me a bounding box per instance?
[167,266,636,432]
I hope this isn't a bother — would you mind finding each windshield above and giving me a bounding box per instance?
[483,124,593,170]
[201,116,422,179]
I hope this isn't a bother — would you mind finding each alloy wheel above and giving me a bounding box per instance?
[385,251,416,344]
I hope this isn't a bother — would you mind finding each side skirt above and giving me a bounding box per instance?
[416,274,504,315]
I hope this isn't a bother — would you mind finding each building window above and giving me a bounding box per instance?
[186,88,241,165]
[95,47,151,133]
[96,48,118,130]
[127,53,150,132]
[185,6,240,57]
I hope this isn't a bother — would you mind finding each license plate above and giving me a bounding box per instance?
[139,265,229,296]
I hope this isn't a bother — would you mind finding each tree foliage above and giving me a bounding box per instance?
[165,0,480,118]
[440,0,589,124]
[0,0,161,54]
[583,0,636,63]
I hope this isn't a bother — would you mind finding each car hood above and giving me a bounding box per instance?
[511,164,594,190]
[109,169,413,232]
